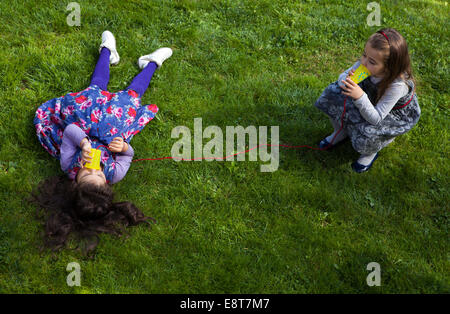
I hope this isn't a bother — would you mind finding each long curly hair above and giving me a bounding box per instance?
[30,175,155,256]
[366,28,416,103]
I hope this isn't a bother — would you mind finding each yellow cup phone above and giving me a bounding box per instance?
[349,64,371,84]
[84,148,101,170]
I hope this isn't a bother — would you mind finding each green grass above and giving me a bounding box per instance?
[0,0,448,293]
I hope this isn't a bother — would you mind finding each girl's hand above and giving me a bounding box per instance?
[108,137,125,153]
[348,69,355,78]
[80,139,92,166]
[341,77,364,100]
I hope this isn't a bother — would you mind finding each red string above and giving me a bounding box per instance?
[133,143,330,162]
[132,89,415,163]
[133,98,348,163]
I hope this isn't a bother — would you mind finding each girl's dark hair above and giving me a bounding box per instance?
[367,28,416,103]
[30,175,155,256]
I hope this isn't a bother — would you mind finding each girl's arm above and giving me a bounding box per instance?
[110,144,134,184]
[60,124,89,171]
[353,79,410,125]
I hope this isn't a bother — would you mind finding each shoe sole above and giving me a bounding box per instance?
[318,137,348,151]
[351,153,379,173]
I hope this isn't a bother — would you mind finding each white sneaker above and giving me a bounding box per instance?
[138,47,173,69]
[99,30,120,65]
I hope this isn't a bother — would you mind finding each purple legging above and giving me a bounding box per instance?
[90,47,157,97]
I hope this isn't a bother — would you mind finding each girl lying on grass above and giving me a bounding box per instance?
[31,31,172,255]
[314,28,421,173]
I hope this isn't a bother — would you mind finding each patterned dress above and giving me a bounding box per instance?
[34,84,158,182]
[314,78,421,155]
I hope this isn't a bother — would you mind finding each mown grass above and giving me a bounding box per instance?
[0,0,448,293]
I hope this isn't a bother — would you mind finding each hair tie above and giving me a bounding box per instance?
[379,31,390,44]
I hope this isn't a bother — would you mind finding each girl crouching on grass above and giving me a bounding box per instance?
[31,31,172,255]
[314,28,420,173]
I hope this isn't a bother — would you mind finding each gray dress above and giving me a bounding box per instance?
[314,77,421,155]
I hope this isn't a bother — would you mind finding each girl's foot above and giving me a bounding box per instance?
[138,47,173,69]
[318,130,348,150]
[99,31,120,65]
[351,152,379,173]
[325,129,348,145]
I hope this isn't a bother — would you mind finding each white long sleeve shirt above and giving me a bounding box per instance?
[338,60,409,125]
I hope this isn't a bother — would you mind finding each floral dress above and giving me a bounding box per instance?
[314,78,420,155]
[34,84,158,182]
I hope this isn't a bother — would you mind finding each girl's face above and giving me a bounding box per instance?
[361,43,387,78]
[76,167,107,186]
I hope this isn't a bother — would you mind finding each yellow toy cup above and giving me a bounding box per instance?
[349,64,371,84]
[84,148,101,170]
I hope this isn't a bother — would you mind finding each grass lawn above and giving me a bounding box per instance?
[0,0,448,293]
